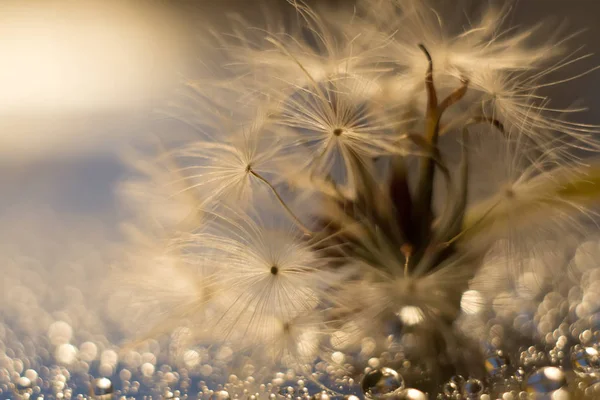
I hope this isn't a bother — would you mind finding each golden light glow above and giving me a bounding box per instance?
[0,0,188,159]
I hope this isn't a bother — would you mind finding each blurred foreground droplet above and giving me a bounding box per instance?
[361,367,405,399]
[525,367,566,394]
[393,388,427,399]
[93,377,113,399]
[571,344,600,375]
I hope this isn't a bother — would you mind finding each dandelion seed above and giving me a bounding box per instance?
[171,114,291,210]
[274,74,410,183]
[170,206,337,359]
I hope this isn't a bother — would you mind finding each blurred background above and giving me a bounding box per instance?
[1,0,598,225]
[1,0,599,226]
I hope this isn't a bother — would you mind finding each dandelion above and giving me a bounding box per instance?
[120,203,335,364]
[167,112,309,221]
[273,73,410,183]
[119,0,600,396]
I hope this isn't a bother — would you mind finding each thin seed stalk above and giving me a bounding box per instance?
[249,169,313,236]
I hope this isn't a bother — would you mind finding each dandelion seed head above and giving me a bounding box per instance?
[274,73,408,182]
[172,116,290,209]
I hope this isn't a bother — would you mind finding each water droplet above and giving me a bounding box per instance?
[442,381,459,397]
[464,378,483,397]
[24,370,38,383]
[524,367,566,394]
[520,346,547,369]
[141,362,155,377]
[571,344,600,375]
[331,352,345,364]
[16,377,32,393]
[93,377,113,398]
[210,390,231,400]
[449,375,465,387]
[368,358,381,368]
[361,367,405,399]
[514,368,526,382]
[393,388,427,399]
[311,391,330,400]
[485,351,508,378]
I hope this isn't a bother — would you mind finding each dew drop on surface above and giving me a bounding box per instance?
[485,351,508,378]
[331,352,345,364]
[551,388,571,400]
[55,344,77,365]
[311,391,330,400]
[23,369,37,382]
[79,342,98,362]
[393,388,426,400]
[16,376,32,393]
[442,381,459,397]
[579,329,593,344]
[210,390,231,400]
[361,367,405,399]
[570,344,600,375]
[93,377,113,397]
[464,378,483,397]
[524,367,566,394]
[449,375,465,387]
[141,362,155,378]
[48,321,73,346]
[119,369,132,382]
[515,368,526,382]
[368,358,380,368]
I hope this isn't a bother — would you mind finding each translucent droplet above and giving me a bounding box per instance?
[392,388,427,399]
[463,378,483,397]
[449,375,465,387]
[16,377,32,393]
[368,358,381,368]
[93,377,113,399]
[520,346,547,369]
[442,381,460,397]
[361,367,405,399]
[485,351,508,378]
[311,391,330,400]
[141,362,155,377]
[524,367,566,394]
[24,370,38,383]
[571,344,600,375]
[210,390,231,400]
[514,368,526,382]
